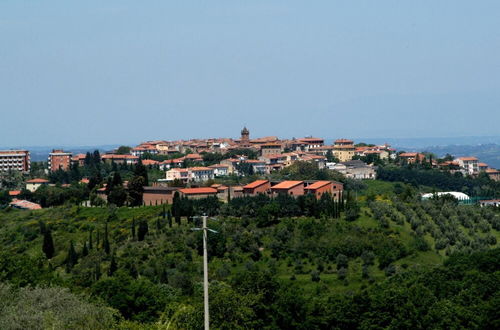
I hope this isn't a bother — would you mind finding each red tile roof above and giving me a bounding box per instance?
[142,159,159,166]
[102,154,139,160]
[243,180,269,189]
[304,181,332,190]
[272,181,304,190]
[10,199,42,210]
[188,167,213,171]
[458,157,478,161]
[179,187,218,195]
[8,190,21,196]
[26,178,49,183]
[399,152,421,157]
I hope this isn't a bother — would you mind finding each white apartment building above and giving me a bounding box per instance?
[164,167,214,183]
[0,150,30,172]
[456,157,479,175]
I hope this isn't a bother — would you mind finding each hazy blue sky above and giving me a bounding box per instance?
[1,0,499,146]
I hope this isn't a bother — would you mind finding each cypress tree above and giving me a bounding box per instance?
[156,217,161,232]
[88,229,93,250]
[96,230,100,248]
[172,191,181,225]
[103,223,110,254]
[95,262,101,281]
[131,218,136,239]
[82,242,89,257]
[138,220,149,241]
[167,210,173,228]
[42,228,55,259]
[66,241,78,272]
[108,253,118,276]
[134,159,149,186]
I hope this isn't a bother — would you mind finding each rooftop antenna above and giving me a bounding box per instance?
[192,214,218,330]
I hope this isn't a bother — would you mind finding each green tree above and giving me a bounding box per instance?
[66,241,79,272]
[134,159,149,186]
[103,223,110,255]
[172,191,181,225]
[138,220,148,241]
[116,146,132,155]
[42,228,55,259]
[127,176,145,207]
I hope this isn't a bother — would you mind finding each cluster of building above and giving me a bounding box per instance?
[399,152,500,181]
[147,129,389,182]
[141,179,343,206]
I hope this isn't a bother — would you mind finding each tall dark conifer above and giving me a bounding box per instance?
[108,253,118,276]
[42,228,55,259]
[88,229,93,250]
[138,220,149,241]
[131,218,136,239]
[103,222,110,254]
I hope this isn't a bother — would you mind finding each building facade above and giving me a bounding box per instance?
[48,149,72,172]
[0,150,30,172]
[333,139,355,162]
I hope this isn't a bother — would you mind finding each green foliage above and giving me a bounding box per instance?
[116,146,132,155]
[0,283,119,329]
[0,199,498,327]
[42,227,54,259]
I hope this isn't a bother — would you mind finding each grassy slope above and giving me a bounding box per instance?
[1,179,498,296]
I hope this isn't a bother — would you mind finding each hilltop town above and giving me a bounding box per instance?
[1,127,499,211]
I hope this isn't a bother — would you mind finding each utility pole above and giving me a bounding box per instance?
[202,214,209,330]
[192,214,218,330]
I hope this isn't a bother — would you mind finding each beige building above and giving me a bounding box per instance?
[260,143,283,157]
[26,178,50,192]
[333,139,355,162]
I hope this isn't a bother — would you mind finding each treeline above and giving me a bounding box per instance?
[377,165,500,196]
[170,192,360,226]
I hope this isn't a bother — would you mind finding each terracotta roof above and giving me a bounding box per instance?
[168,168,189,172]
[335,139,354,144]
[188,167,213,171]
[399,152,421,157]
[297,138,324,143]
[245,159,265,164]
[142,159,159,166]
[102,154,139,160]
[458,157,478,161]
[179,187,218,195]
[10,199,42,210]
[243,180,269,189]
[304,181,333,190]
[26,178,49,183]
[184,153,203,159]
[80,178,90,184]
[272,181,304,190]
[478,163,488,167]
[208,164,229,168]
[72,154,86,160]
[8,190,21,196]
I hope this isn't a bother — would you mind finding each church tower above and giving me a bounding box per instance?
[240,126,250,146]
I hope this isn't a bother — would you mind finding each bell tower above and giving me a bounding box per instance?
[240,126,250,146]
